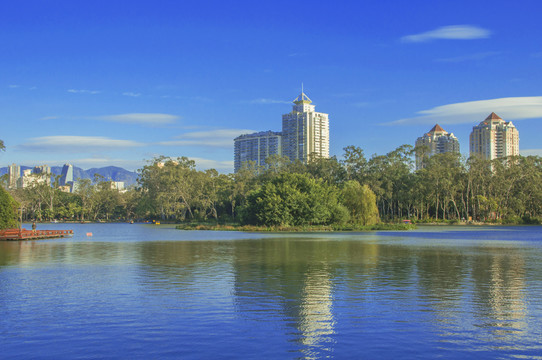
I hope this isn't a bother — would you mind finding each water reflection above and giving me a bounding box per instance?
[1,226,541,359]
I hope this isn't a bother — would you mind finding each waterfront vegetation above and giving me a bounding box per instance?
[0,186,18,229]
[2,144,542,229]
[175,222,415,232]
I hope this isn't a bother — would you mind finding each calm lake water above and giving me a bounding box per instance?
[1,224,542,359]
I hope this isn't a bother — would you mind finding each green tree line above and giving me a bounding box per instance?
[3,145,542,228]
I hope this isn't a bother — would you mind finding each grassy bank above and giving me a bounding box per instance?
[175,223,416,232]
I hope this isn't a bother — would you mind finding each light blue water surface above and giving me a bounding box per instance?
[1,224,542,359]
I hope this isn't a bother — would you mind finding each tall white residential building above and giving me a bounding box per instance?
[282,92,329,163]
[8,163,20,189]
[234,131,282,172]
[469,112,519,160]
[415,124,460,170]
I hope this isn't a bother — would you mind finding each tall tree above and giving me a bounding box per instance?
[0,186,18,229]
[341,180,379,225]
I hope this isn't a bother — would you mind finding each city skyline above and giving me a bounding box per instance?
[234,90,330,172]
[1,0,541,173]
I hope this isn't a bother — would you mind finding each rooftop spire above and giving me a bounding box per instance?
[293,83,312,104]
[485,112,503,121]
[428,124,447,134]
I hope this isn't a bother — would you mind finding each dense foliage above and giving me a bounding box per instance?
[241,173,348,226]
[0,186,19,229]
[3,145,542,225]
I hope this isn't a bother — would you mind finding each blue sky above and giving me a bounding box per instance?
[1,0,541,172]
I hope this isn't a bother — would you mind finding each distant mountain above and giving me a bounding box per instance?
[0,165,138,186]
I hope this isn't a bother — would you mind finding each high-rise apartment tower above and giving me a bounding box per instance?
[8,163,20,189]
[234,131,282,172]
[469,112,519,160]
[281,92,329,163]
[415,124,460,170]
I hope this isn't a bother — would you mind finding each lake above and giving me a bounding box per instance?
[1,224,542,359]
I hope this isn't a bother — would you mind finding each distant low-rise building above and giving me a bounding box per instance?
[18,168,51,188]
[415,124,460,170]
[469,112,519,160]
[111,181,125,192]
[33,165,51,175]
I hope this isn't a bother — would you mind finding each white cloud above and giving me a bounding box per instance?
[520,149,542,157]
[99,113,179,125]
[189,157,234,172]
[67,157,144,171]
[160,129,258,148]
[122,92,142,97]
[67,89,101,94]
[390,96,542,125]
[248,98,292,104]
[402,25,491,43]
[20,136,144,153]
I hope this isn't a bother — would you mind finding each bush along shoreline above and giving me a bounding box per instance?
[175,222,417,232]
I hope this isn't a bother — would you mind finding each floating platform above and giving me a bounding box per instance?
[0,228,74,241]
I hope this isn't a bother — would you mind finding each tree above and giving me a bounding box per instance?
[305,155,346,185]
[341,180,379,225]
[242,173,345,226]
[342,145,367,182]
[137,156,199,220]
[0,186,18,229]
[74,178,96,221]
[419,152,465,220]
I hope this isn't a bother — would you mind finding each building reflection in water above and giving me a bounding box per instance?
[472,248,527,337]
[298,267,335,351]
[5,230,533,357]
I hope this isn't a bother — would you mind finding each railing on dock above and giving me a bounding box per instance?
[0,228,74,241]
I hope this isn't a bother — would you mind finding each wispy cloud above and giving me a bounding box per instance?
[189,157,234,172]
[389,96,542,125]
[160,95,212,102]
[352,99,396,108]
[40,116,59,121]
[122,92,142,97]
[98,113,179,125]
[66,156,144,171]
[401,25,491,43]
[159,129,257,148]
[436,51,501,63]
[67,89,101,94]
[520,149,542,157]
[19,136,144,153]
[532,52,542,58]
[248,98,291,105]
[353,102,371,108]
[8,84,37,90]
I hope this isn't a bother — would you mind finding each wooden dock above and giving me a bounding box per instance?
[0,228,74,241]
